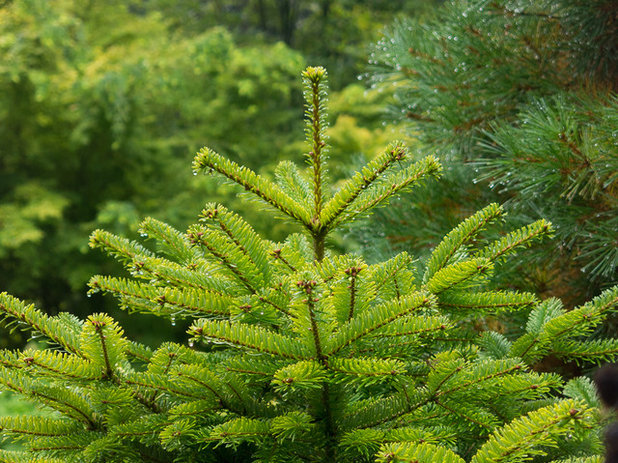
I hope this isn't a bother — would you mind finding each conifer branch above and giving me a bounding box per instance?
[0,449,65,463]
[256,294,290,317]
[320,142,408,227]
[122,374,204,400]
[0,417,79,437]
[434,362,523,398]
[475,219,553,262]
[91,319,114,380]
[394,278,401,299]
[30,445,82,452]
[187,225,259,294]
[126,342,153,363]
[269,248,297,272]
[374,316,449,338]
[34,391,96,429]
[322,154,442,230]
[21,351,101,380]
[297,280,325,360]
[90,275,233,318]
[0,293,82,357]
[371,252,413,294]
[328,292,435,355]
[139,218,198,265]
[424,203,504,282]
[434,399,492,431]
[148,352,176,405]
[376,441,466,463]
[345,266,361,321]
[344,390,427,430]
[189,319,310,359]
[137,256,232,293]
[438,291,537,314]
[425,258,492,294]
[89,229,155,265]
[295,278,336,454]
[172,370,228,409]
[552,339,618,364]
[199,204,271,281]
[470,400,592,463]
[302,67,329,230]
[192,148,311,225]
[81,314,127,383]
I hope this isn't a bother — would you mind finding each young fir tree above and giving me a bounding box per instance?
[363,0,617,301]
[0,67,618,463]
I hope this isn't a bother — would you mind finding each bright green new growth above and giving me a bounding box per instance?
[0,67,617,462]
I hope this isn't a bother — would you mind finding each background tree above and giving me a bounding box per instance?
[362,0,617,304]
[144,0,439,89]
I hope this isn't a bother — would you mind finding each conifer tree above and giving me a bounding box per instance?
[0,67,617,462]
[364,0,617,300]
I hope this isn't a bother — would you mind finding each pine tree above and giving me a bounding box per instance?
[0,67,617,462]
[364,0,617,301]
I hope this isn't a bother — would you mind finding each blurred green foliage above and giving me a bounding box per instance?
[146,0,439,89]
